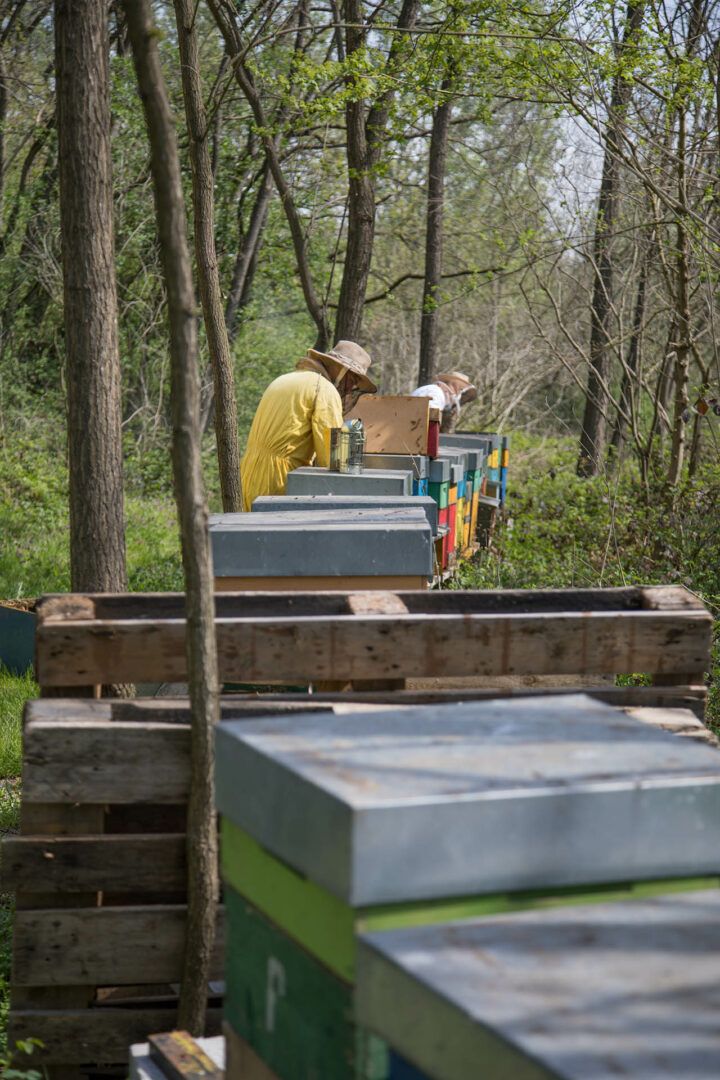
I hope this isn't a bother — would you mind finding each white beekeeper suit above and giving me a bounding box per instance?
[411,371,476,432]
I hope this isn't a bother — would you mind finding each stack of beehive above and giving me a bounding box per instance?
[217,394,509,588]
[215,694,720,1079]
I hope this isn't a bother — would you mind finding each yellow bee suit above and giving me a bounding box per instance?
[240,370,343,511]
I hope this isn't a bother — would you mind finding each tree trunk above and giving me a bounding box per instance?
[55,0,127,595]
[335,0,420,343]
[225,159,273,343]
[173,0,241,513]
[666,108,691,491]
[418,80,453,386]
[577,0,645,477]
[123,0,220,1036]
[609,232,649,459]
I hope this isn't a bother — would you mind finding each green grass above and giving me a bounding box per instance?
[0,664,26,1061]
[0,666,35,781]
[0,422,225,599]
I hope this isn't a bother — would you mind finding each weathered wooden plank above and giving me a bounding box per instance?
[12,800,106,1080]
[345,394,431,454]
[7,1007,223,1065]
[347,591,410,615]
[35,609,713,686]
[148,1031,223,1080]
[38,586,664,622]
[2,835,186,894]
[22,684,708,737]
[22,718,190,804]
[43,585,712,617]
[12,905,224,986]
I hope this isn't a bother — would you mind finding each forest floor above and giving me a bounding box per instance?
[0,429,719,1058]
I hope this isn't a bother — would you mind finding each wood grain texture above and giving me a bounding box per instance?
[345,394,431,454]
[35,608,713,686]
[35,585,708,621]
[12,905,224,986]
[8,1007,222,1065]
[22,717,190,803]
[2,835,186,894]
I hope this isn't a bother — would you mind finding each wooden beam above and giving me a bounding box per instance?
[12,905,224,986]
[2,835,186,894]
[35,609,713,687]
[7,1007,222,1065]
[22,715,191,804]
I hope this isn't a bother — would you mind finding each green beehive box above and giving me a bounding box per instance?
[223,883,387,1080]
[427,480,449,509]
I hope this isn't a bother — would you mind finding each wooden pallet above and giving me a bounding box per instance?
[33,586,711,702]
[4,584,714,1075]
[3,695,229,1077]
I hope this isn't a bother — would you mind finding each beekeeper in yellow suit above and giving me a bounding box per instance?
[240,340,377,511]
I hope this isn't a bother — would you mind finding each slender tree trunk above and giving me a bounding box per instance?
[577,0,645,476]
[225,159,273,342]
[123,0,219,1035]
[418,81,453,386]
[55,0,127,595]
[0,48,8,217]
[609,233,648,459]
[666,108,691,490]
[335,0,420,343]
[199,158,273,434]
[173,0,241,512]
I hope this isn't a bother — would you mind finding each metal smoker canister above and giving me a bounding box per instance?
[329,418,365,473]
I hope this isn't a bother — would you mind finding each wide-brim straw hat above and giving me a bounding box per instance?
[438,370,475,393]
[306,340,377,394]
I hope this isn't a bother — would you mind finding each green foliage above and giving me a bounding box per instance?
[0,429,70,597]
[0,420,189,598]
[456,435,720,725]
[0,666,35,780]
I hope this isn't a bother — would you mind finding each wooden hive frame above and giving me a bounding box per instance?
[2,584,713,1076]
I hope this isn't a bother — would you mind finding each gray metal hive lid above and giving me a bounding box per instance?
[209,510,432,577]
[363,453,430,479]
[286,466,413,496]
[356,891,720,1080]
[248,495,439,536]
[436,440,481,470]
[214,694,720,907]
[428,456,451,482]
[435,447,469,471]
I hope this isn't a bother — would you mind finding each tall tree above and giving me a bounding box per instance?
[418,77,453,385]
[173,0,241,512]
[55,0,127,594]
[577,0,646,477]
[335,0,421,342]
[123,0,220,1035]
